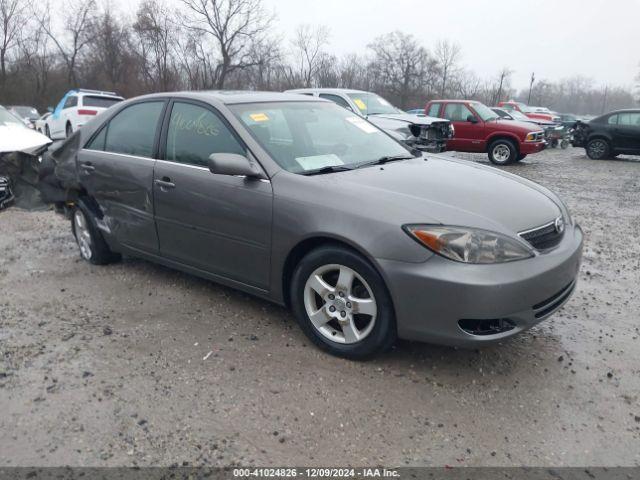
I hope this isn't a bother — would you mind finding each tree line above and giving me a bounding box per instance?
[1,0,638,115]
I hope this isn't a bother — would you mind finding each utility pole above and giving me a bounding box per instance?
[527,72,535,104]
[601,85,608,114]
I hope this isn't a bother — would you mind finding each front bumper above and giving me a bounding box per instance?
[521,140,547,154]
[377,224,583,346]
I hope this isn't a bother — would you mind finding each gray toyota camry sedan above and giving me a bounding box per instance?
[59,91,582,358]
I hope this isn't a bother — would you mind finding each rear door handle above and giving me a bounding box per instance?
[154,178,175,190]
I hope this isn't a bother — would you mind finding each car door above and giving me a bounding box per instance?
[442,102,484,152]
[614,112,640,152]
[79,100,166,254]
[153,99,273,289]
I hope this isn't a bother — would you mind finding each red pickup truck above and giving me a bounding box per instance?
[425,100,547,165]
[497,101,560,123]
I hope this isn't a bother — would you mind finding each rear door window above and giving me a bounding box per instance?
[103,101,164,158]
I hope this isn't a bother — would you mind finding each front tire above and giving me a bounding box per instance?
[45,124,51,138]
[586,138,610,160]
[290,245,396,359]
[488,139,518,165]
[66,122,73,138]
[72,200,121,265]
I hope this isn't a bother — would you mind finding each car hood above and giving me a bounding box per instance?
[492,119,544,132]
[367,113,449,125]
[294,156,561,236]
[0,125,52,155]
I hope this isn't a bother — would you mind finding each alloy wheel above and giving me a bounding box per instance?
[74,210,92,260]
[303,264,377,344]
[492,144,512,163]
[588,140,606,159]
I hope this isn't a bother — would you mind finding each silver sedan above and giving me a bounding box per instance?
[51,91,582,358]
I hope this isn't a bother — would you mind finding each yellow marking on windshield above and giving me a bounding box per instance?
[249,113,270,122]
[353,99,367,111]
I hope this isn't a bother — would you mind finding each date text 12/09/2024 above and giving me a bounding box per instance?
[232,468,400,478]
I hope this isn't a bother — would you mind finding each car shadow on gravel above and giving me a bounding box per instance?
[116,254,563,383]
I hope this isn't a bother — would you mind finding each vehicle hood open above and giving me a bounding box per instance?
[368,113,449,126]
[0,125,51,155]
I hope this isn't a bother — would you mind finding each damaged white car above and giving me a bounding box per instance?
[0,106,52,210]
[285,88,454,153]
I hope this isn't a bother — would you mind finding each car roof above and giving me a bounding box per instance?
[607,109,640,114]
[429,99,478,104]
[285,88,370,95]
[131,90,330,105]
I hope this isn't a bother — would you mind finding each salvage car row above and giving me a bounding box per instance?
[6,87,639,164]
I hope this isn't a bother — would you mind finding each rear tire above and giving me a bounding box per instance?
[71,199,121,265]
[290,245,396,359]
[488,139,518,165]
[586,138,610,160]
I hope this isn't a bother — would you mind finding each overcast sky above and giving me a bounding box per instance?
[260,0,640,90]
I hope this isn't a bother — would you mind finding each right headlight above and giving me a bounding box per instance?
[403,225,534,264]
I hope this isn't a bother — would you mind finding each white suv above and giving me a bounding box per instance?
[46,89,124,139]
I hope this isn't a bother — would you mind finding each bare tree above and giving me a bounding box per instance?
[450,69,482,99]
[133,0,179,91]
[17,16,53,101]
[635,63,640,104]
[36,0,95,87]
[179,0,274,89]
[286,24,330,88]
[0,0,29,86]
[434,39,461,98]
[490,67,513,105]
[368,31,435,108]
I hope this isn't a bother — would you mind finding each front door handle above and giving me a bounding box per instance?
[154,178,175,190]
[80,162,95,173]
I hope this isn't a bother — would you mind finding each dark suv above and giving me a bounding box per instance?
[572,109,640,159]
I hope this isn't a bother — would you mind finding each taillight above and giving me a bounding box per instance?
[78,109,97,116]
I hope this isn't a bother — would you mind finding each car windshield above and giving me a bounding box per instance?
[11,106,38,118]
[472,102,498,121]
[82,96,123,108]
[0,107,26,127]
[506,109,530,121]
[346,93,400,115]
[230,101,411,174]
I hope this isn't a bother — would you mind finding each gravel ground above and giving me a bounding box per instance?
[0,146,639,468]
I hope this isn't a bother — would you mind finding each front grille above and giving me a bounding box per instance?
[519,218,563,250]
[532,280,576,318]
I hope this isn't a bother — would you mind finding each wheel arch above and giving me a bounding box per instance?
[486,133,521,152]
[281,235,384,309]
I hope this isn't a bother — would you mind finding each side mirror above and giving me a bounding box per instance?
[467,115,479,124]
[207,153,265,179]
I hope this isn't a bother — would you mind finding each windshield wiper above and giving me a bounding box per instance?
[355,154,414,169]
[301,165,354,176]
